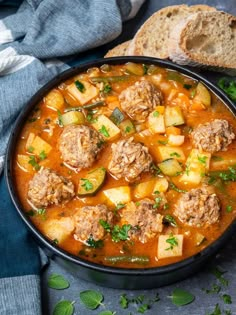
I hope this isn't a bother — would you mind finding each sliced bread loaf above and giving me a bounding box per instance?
[104,40,131,58]
[126,4,216,58]
[168,11,236,74]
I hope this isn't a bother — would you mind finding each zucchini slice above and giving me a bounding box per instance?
[78,167,106,196]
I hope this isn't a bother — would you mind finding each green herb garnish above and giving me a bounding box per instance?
[211,266,229,287]
[86,236,104,249]
[81,178,93,191]
[27,146,34,153]
[170,288,195,306]
[52,300,74,315]
[163,214,177,227]
[183,84,192,90]
[198,155,207,165]
[170,152,181,158]
[28,156,40,171]
[165,234,178,251]
[99,125,110,138]
[103,84,112,94]
[75,80,85,93]
[125,126,131,133]
[158,140,168,145]
[112,224,132,242]
[169,182,187,193]
[217,78,236,102]
[48,273,70,290]
[222,294,232,304]
[57,109,63,126]
[120,294,129,309]
[226,205,233,213]
[99,219,111,232]
[39,150,47,161]
[153,111,159,117]
[79,290,103,310]
[153,197,162,209]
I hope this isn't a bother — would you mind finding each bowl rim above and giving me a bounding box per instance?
[5,56,236,276]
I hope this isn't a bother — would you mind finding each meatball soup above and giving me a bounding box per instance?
[13,62,236,268]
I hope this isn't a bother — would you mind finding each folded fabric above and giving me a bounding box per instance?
[0,1,145,314]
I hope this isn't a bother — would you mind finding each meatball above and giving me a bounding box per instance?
[108,137,153,182]
[58,125,104,170]
[121,199,163,243]
[28,168,75,208]
[191,119,235,153]
[73,204,113,242]
[119,79,163,122]
[174,186,220,227]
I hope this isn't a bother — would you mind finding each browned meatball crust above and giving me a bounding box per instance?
[121,199,163,243]
[28,168,75,208]
[108,137,153,182]
[191,119,235,153]
[119,79,163,122]
[58,125,104,170]
[73,204,113,242]
[174,186,220,227]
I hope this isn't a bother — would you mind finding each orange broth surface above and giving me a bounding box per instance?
[13,63,236,268]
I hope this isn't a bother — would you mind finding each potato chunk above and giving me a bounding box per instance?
[103,186,131,206]
[66,80,98,105]
[154,146,185,162]
[30,135,52,156]
[44,89,64,111]
[43,217,74,243]
[92,115,121,141]
[157,234,184,259]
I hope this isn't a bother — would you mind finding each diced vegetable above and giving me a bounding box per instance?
[195,232,206,246]
[92,114,121,141]
[157,234,183,259]
[30,136,52,156]
[193,82,211,107]
[180,149,211,185]
[104,255,149,265]
[124,62,144,75]
[133,179,157,199]
[152,177,169,193]
[103,186,131,205]
[66,80,98,105]
[158,159,183,177]
[164,106,185,127]
[25,132,36,151]
[44,89,64,111]
[110,107,125,125]
[60,111,85,126]
[166,126,181,135]
[78,167,106,196]
[17,154,34,172]
[155,146,185,162]
[168,135,185,146]
[43,217,74,243]
[119,119,136,135]
[148,110,165,134]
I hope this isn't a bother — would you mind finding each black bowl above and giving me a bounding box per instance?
[5,57,236,289]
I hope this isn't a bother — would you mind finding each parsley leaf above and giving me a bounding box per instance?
[169,182,187,193]
[99,125,110,138]
[86,236,104,248]
[112,224,132,242]
[81,178,93,191]
[222,294,232,304]
[165,234,178,251]
[28,156,40,171]
[103,84,112,94]
[163,214,178,227]
[120,294,129,309]
[39,150,47,161]
[99,219,111,232]
[75,80,85,93]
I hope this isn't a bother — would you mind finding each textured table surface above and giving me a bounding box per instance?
[2,1,236,314]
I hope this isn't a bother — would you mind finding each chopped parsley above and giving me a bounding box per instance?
[86,236,104,248]
[165,234,178,251]
[28,156,40,171]
[115,203,126,211]
[99,125,110,138]
[27,146,34,153]
[183,83,192,90]
[153,197,162,209]
[125,126,132,133]
[143,64,148,75]
[153,111,159,117]
[226,205,233,213]
[158,140,168,145]
[75,80,85,93]
[103,84,112,94]
[81,178,93,191]
[217,77,236,102]
[198,155,208,165]
[99,219,111,232]
[163,214,177,227]
[222,294,232,304]
[39,150,47,161]
[211,266,229,287]
[170,152,181,158]
[120,294,129,309]
[112,224,132,242]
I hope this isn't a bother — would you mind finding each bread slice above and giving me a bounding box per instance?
[104,40,131,58]
[168,11,236,74]
[126,4,216,58]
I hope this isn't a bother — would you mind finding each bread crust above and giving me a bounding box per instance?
[104,40,131,58]
[168,11,236,75]
[126,4,216,58]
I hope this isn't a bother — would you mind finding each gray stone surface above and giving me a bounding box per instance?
[41,1,236,315]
